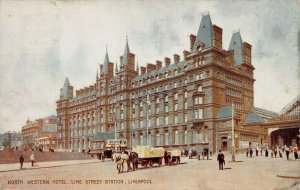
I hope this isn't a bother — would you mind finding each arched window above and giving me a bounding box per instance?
[165,96,168,102]
[198,85,203,92]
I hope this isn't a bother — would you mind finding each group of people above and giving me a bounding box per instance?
[19,152,36,169]
[246,145,299,160]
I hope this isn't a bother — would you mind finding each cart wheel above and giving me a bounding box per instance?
[158,158,162,167]
[149,160,153,167]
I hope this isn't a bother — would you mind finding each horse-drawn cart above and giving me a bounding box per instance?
[135,146,165,168]
[169,149,181,165]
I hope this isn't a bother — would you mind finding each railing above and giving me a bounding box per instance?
[268,114,300,122]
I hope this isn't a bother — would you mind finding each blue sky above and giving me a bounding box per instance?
[0,0,299,132]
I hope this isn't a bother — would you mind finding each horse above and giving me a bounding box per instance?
[112,152,130,173]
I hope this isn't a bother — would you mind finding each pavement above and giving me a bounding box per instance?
[0,153,299,190]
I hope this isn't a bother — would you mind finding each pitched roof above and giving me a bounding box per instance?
[192,14,213,52]
[61,77,70,98]
[44,115,57,120]
[216,105,237,119]
[122,37,130,65]
[228,31,244,65]
[102,48,109,74]
[244,112,266,124]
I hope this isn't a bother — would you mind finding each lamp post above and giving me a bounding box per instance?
[231,103,236,162]
[147,103,149,146]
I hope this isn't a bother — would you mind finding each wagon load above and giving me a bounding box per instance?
[135,146,164,158]
[170,149,181,157]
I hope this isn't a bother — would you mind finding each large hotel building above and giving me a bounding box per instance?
[57,14,269,153]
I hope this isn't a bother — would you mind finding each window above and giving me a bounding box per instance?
[198,85,203,92]
[165,116,169,125]
[165,96,168,102]
[156,117,160,126]
[140,135,144,145]
[174,93,178,100]
[165,132,169,145]
[184,130,188,144]
[195,109,203,119]
[184,114,187,122]
[175,104,178,111]
[174,115,178,124]
[174,82,177,88]
[140,120,143,128]
[196,74,200,80]
[165,105,168,112]
[156,107,159,114]
[164,85,167,91]
[121,122,124,130]
[156,97,159,104]
[156,133,160,146]
[175,130,179,145]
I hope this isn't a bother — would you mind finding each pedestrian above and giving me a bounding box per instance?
[293,146,299,160]
[265,148,269,157]
[30,152,35,167]
[274,148,277,158]
[260,148,262,156]
[250,148,253,157]
[285,145,290,160]
[279,150,282,158]
[19,154,24,169]
[217,150,225,170]
[246,149,249,157]
[255,148,258,156]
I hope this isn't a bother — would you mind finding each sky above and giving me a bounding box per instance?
[0,0,299,133]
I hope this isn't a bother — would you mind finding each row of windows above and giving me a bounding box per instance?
[225,87,242,98]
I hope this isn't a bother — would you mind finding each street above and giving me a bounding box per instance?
[0,153,299,190]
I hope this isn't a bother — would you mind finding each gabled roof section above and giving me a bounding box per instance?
[244,112,266,124]
[192,14,213,52]
[216,105,237,119]
[228,31,243,65]
[122,37,130,65]
[61,77,70,98]
[44,115,57,120]
[102,47,109,74]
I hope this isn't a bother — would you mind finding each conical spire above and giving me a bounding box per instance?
[61,77,70,98]
[136,60,139,71]
[122,36,130,65]
[103,46,109,74]
[115,61,118,72]
[228,31,243,65]
[192,14,213,52]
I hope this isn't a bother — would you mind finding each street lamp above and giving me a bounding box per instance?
[231,103,236,162]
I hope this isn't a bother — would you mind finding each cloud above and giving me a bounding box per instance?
[0,0,299,132]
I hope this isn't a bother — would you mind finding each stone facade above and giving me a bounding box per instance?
[57,14,258,153]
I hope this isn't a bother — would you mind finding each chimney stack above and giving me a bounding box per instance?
[146,63,156,73]
[140,66,146,75]
[173,54,180,64]
[164,57,171,67]
[183,50,190,59]
[190,34,196,52]
[156,60,162,70]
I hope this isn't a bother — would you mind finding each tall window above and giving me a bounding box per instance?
[195,109,203,119]
[165,105,169,112]
[174,115,178,124]
[175,104,178,111]
[140,135,144,145]
[140,120,143,128]
[148,134,152,146]
[174,93,178,100]
[184,114,187,122]
[165,132,169,145]
[184,130,188,144]
[165,96,168,102]
[184,91,187,98]
[175,130,179,145]
[156,133,160,146]
[165,116,169,125]
[156,117,160,126]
